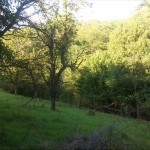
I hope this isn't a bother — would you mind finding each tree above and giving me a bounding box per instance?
[30,0,83,110]
[108,1,150,118]
[0,0,40,37]
[2,28,46,97]
[0,0,41,75]
[0,38,14,73]
[76,21,117,55]
[1,0,84,109]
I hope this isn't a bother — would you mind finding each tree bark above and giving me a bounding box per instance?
[51,97,56,110]
[14,86,17,95]
[33,84,38,98]
[28,68,38,98]
[50,87,57,110]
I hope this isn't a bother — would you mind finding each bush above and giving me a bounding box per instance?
[140,100,150,120]
[87,110,95,116]
[61,124,119,150]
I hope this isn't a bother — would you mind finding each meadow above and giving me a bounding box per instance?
[0,91,149,149]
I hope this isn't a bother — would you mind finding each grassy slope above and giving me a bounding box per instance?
[0,91,149,149]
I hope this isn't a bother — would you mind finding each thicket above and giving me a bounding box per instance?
[75,2,150,119]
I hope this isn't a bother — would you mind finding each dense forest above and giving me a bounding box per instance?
[0,0,150,120]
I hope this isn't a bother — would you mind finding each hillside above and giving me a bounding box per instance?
[0,91,150,149]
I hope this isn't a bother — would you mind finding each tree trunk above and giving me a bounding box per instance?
[51,97,56,110]
[78,99,82,109]
[50,87,57,111]
[33,84,38,98]
[49,65,65,110]
[14,85,17,95]
[34,91,37,98]
[136,94,140,119]
[29,69,38,99]
[14,88,17,95]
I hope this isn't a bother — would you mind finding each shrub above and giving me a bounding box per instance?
[87,110,95,116]
[61,124,119,150]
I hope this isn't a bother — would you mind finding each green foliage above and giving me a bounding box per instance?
[75,1,150,118]
[76,21,117,54]
[1,28,46,96]
[0,39,13,65]
[76,48,150,117]
[77,67,109,105]
[87,109,95,116]
[1,0,150,116]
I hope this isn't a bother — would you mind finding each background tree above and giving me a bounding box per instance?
[75,0,150,118]
[0,0,40,78]
[2,28,47,98]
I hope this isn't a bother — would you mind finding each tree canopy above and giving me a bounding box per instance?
[0,0,150,117]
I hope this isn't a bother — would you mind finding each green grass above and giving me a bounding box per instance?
[0,91,149,149]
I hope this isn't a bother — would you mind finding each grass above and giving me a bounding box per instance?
[0,91,149,149]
